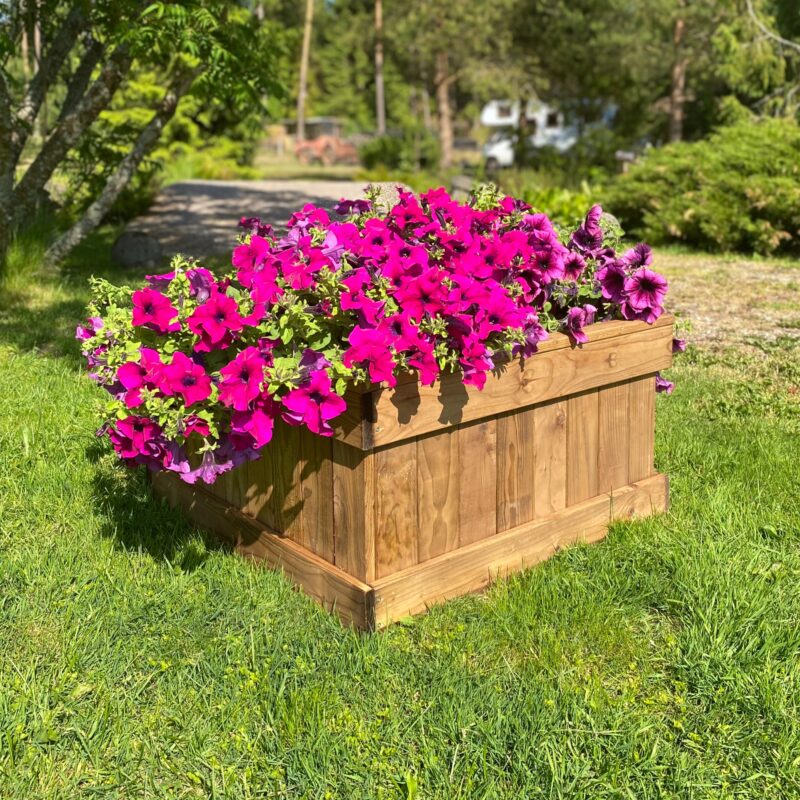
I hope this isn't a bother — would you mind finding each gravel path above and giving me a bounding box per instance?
[125,179,369,259]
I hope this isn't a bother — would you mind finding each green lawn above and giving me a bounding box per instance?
[1,242,800,798]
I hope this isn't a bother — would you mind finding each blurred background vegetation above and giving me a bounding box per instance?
[2,0,800,269]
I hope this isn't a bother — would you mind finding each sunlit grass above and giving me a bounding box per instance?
[0,240,799,798]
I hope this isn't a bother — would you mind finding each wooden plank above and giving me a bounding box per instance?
[627,375,656,483]
[150,472,374,629]
[566,389,600,506]
[612,474,668,521]
[496,409,536,532]
[332,441,375,582]
[372,473,668,627]
[598,383,630,493]
[417,428,460,562]
[353,318,673,449]
[374,441,419,578]
[533,400,567,518]
[347,314,676,395]
[458,419,497,546]
[299,430,335,562]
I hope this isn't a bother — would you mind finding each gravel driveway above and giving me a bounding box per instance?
[126,179,369,259]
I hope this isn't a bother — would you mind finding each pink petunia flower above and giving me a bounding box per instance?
[218,346,266,411]
[131,288,180,334]
[163,351,212,407]
[342,326,397,387]
[187,292,244,352]
[231,396,281,449]
[565,304,597,345]
[655,373,675,394]
[281,371,347,436]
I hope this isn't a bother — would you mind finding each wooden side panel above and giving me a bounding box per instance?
[417,428,460,562]
[372,473,669,627]
[458,419,497,546]
[627,375,656,483]
[566,390,599,506]
[533,400,567,518]
[273,423,304,541]
[151,473,374,629]
[300,430,335,562]
[598,383,631,493]
[374,441,419,578]
[496,409,536,532]
[332,441,375,582]
[362,317,674,449]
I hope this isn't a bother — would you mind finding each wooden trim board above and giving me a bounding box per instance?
[152,471,668,630]
[151,472,375,629]
[335,315,674,449]
[371,473,668,627]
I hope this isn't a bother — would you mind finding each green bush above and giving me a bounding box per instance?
[603,118,800,255]
[359,131,440,171]
[498,169,594,228]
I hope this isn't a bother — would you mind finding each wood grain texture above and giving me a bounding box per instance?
[332,440,375,582]
[372,473,669,627]
[374,440,419,578]
[533,400,567,518]
[300,429,334,562]
[627,375,656,483]
[458,419,497,546]
[496,408,535,532]
[417,428,460,562]
[566,390,600,506]
[269,423,304,540]
[598,383,630,493]
[346,315,673,449]
[151,472,375,629]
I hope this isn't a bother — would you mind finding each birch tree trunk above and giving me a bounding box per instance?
[296,0,314,143]
[13,45,133,224]
[44,69,197,266]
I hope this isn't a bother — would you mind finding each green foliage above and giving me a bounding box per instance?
[604,117,800,255]
[359,132,440,171]
[498,170,595,228]
[1,249,800,797]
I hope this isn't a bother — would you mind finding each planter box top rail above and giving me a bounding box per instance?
[336,313,674,450]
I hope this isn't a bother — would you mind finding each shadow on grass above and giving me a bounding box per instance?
[88,441,228,571]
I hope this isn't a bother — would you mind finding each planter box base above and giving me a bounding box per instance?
[152,471,668,630]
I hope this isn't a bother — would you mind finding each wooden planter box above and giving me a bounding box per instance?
[153,314,674,629]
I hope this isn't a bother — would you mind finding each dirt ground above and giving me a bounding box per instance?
[655,250,800,350]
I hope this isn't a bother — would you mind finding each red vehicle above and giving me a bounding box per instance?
[292,117,359,166]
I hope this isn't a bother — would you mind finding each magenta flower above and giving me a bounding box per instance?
[458,335,494,390]
[655,373,675,394]
[218,346,266,411]
[624,268,668,311]
[187,292,243,352]
[342,326,397,386]
[621,243,653,269]
[131,288,180,333]
[282,371,347,436]
[116,348,165,408]
[76,316,104,342]
[569,204,604,256]
[107,416,163,460]
[672,337,687,353]
[163,351,212,406]
[394,270,446,321]
[231,396,281,449]
[596,261,627,303]
[565,304,597,345]
[563,252,586,282]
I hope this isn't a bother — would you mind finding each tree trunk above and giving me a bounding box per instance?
[58,38,105,123]
[374,0,386,136]
[296,0,314,143]
[44,69,197,266]
[13,45,133,224]
[421,85,433,132]
[668,15,687,143]
[0,71,15,268]
[434,52,454,169]
[11,3,87,164]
